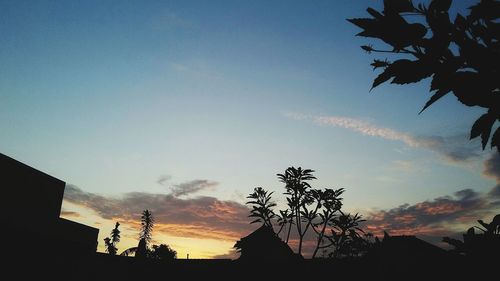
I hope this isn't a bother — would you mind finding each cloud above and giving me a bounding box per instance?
[390,160,415,172]
[211,249,240,260]
[156,176,218,197]
[60,210,80,218]
[63,185,252,241]
[483,152,500,197]
[157,175,172,186]
[284,112,481,163]
[171,180,218,197]
[365,188,496,238]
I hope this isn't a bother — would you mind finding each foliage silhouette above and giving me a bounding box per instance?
[276,209,294,242]
[246,187,277,230]
[119,247,137,257]
[326,212,371,258]
[443,213,500,257]
[135,238,148,259]
[243,167,372,259]
[120,210,157,258]
[309,188,345,258]
[111,222,121,244]
[104,237,116,255]
[348,0,500,152]
[277,167,317,255]
[150,244,177,260]
[140,209,154,247]
[104,222,121,255]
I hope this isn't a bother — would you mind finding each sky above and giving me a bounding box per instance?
[1,0,499,259]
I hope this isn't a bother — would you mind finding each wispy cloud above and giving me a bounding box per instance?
[390,160,415,172]
[63,185,252,241]
[483,153,500,197]
[157,175,218,197]
[157,175,172,186]
[284,112,481,164]
[171,179,218,197]
[60,210,80,218]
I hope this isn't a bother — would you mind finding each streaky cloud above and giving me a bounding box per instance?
[284,112,481,164]
[171,179,218,197]
[157,175,172,186]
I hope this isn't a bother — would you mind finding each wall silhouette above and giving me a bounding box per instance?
[1,153,98,260]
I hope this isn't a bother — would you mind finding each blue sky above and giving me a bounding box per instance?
[1,0,497,258]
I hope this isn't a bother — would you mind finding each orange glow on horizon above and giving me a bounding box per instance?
[61,200,240,259]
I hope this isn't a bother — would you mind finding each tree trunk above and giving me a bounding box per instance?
[286,223,292,243]
[298,234,303,256]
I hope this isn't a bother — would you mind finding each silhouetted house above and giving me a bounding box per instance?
[368,233,453,277]
[234,225,299,260]
[1,153,98,258]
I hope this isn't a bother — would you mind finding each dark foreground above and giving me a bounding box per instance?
[8,251,495,281]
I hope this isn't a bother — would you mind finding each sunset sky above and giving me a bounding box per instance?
[1,0,499,259]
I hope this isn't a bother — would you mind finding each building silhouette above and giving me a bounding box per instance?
[234,225,299,260]
[1,153,98,259]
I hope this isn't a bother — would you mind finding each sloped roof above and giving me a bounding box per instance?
[234,225,296,260]
[383,235,447,254]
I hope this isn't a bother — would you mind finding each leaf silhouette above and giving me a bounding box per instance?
[350,0,500,151]
[470,112,497,149]
[491,128,499,150]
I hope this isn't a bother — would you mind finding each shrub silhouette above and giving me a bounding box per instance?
[443,213,500,257]
[150,244,177,260]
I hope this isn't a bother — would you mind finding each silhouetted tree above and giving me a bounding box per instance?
[111,222,121,245]
[243,167,372,258]
[135,238,147,259]
[120,210,155,258]
[104,237,117,255]
[140,209,154,246]
[310,188,345,258]
[246,187,277,230]
[276,209,294,241]
[277,167,317,255]
[119,247,137,257]
[349,0,500,152]
[150,244,177,260]
[104,222,120,255]
[326,212,369,258]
